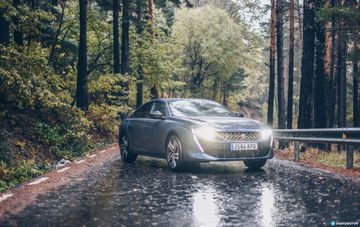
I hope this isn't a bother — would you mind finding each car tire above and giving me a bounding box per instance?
[243,159,267,170]
[166,135,184,171]
[119,134,137,163]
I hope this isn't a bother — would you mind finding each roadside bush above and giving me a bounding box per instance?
[11,160,45,182]
[0,45,117,192]
[33,120,92,160]
[0,45,52,112]
[0,160,51,192]
[88,74,132,137]
[88,104,119,137]
[88,74,133,113]
[0,129,13,165]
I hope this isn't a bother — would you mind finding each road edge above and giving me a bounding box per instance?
[0,144,120,219]
[270,158,360,184]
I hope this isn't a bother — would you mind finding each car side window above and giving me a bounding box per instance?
[133,103,153,118]
[151,102,166,116]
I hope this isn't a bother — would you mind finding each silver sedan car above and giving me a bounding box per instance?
[119,98,273,171]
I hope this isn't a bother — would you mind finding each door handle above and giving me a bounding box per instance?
[143,123,150,128]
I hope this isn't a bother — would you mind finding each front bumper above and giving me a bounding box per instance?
[182,133,273,162]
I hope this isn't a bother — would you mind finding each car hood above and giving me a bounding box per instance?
[177,116,262,131]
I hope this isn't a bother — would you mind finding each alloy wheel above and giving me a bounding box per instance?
[120,136,129,160]
[119,135,137,163]
[166,135,182,170]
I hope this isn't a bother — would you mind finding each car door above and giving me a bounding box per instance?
[142,101,168,156]
[127,102,154,153]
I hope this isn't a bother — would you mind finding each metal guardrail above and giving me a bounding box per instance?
[273,128,360,169]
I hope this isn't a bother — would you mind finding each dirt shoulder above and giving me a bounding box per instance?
[0,145,119,219]
[274,148,360,178]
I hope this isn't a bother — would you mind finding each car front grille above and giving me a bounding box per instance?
[218,132,260,142]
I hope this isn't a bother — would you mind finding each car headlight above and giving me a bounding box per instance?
[260,129,272,140]
[192,126,218,140]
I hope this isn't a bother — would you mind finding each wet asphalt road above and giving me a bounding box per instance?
[1,155,360,227]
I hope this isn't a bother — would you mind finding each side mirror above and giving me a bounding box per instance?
[150,111,166,120]
[235,112,244,117]
[120,113,129,121]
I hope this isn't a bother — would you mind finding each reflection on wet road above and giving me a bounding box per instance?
[1,156,360,226]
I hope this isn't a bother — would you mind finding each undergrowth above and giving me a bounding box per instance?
[0,45,124,192]
[300,150,360,169]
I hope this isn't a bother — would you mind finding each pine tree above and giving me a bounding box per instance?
[287,0,295,129]
[121,0,130,75]
[276,0,286,129]
[298,0,316,129]
[267,0,276,127]
[75,0,89,110]
[0,9,10,45]
[314,0,327,128]
[113,0,120,74]
[136,0,145,107]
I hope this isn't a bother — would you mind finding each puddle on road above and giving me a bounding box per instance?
[1,157,360,226]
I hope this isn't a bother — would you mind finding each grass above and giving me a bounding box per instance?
[300,149,360,169]
[275,145,360,170]
[0,142,112,193]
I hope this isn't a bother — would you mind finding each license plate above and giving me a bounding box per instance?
[231,143,258,151]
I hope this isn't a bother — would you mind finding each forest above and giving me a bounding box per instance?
[268,0,360,130]
[0,0,359,191]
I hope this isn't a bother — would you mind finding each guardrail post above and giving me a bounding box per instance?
[294,142,300,162]
[346,145,354,169]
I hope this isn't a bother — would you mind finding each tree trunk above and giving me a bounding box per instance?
[328,0,336,127]
[353,35,359,126]
[338,39,347,127]
[298,0,316,129]
[136,0,144,108]
[222,91,227,106]
[75,0,88,111]
[49,1,65,64]
[267,0,276,127]
[336,31,345,127]
[276,0,286,129]
[353,2,359,127]
[121,0,130,75]
[148,0,154,36]
[323,0,332,128]
[324,23,331,84]
[148,0,158,99]
[314,0,327,128]
[336,0,349,128]
[0,10,10,45]
[136,76,143,107]
[151,87,159,100]
[113,0,120,74]
[293,0,302,123]
[120,0,130,106]
[13,0,23,46]
[296,0,302,49]
[339,0,351,128]
[287,0,295,129]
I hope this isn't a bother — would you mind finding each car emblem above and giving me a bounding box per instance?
[240,133,246,140]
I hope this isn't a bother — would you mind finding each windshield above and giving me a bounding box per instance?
[169,100,235,117]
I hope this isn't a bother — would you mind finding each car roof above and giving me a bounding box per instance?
[152,98,216,103]
[134,98,219,111]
